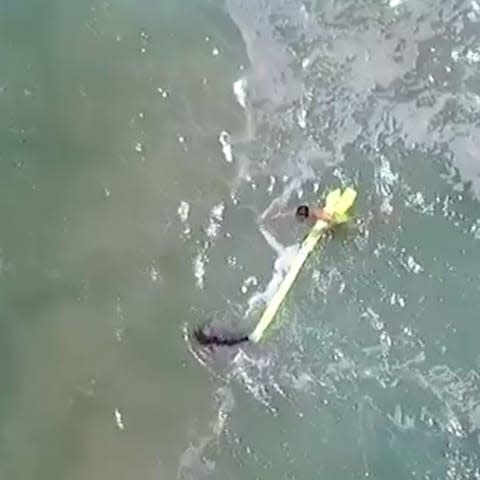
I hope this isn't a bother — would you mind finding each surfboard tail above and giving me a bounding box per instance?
[325,187,357,224]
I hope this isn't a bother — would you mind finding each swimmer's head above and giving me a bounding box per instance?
[295,205,309,222]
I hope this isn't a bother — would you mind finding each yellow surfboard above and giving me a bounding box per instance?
[249,187,357,343]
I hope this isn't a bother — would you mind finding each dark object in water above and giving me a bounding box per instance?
[295,205,309,221]
[193,326,250,347]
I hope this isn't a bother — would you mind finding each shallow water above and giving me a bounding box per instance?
[1,0,480,479]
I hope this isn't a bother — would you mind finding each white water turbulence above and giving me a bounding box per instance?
[182,1,480,479]
[177,387,235,480]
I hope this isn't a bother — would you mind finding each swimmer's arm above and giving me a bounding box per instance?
[267,206,329,222]
[266,209,295,221]
[309,207,334,224]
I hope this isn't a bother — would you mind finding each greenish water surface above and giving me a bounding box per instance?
[1,1,480,479]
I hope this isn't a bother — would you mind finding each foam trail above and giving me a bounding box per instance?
[259,224,285,255]
[233,76,247,109]
[246,225,299,316]
[177,387,235,480]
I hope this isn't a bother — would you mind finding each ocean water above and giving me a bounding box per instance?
[1,0,480,479]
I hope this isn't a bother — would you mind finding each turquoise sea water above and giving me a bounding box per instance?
[1,1,480,479]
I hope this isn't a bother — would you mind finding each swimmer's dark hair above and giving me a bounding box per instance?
[193,326,250,347]
[296,205,309,221]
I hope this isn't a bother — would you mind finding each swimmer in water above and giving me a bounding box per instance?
[193,204,338,348]
[294,204,334,224]
[268,204,335,225]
